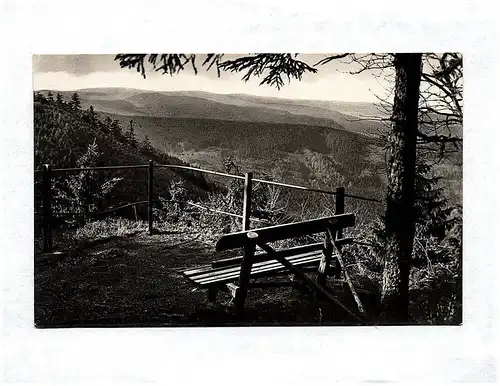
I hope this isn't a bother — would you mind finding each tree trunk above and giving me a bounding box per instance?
[381,53,422,323]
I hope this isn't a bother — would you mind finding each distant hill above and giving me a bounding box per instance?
[38,88,388,137]
[36,88,388,202]
[35,88,461,209]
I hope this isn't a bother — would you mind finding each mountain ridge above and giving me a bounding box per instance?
[37,88,387,137]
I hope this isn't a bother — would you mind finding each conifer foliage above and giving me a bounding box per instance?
[34,90,210,228]
[70,92,81,110]
[54,140,123,224]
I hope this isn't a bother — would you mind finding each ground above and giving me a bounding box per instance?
[34,221,374,327]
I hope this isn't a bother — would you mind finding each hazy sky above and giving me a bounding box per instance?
[33,54,389,102]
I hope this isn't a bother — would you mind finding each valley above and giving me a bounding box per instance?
[42,88,388,193]
[37,87,462,214]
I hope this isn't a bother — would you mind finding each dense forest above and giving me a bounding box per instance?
[106,113,386,194]
[34,91,214,231]
[34,89,389,231]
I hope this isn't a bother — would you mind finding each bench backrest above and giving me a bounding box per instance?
[215,213,355,251]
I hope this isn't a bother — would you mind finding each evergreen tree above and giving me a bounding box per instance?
[34,91,46,103]
[223,156,240,174]
[47,91,54,102]
[85,105,96,125]
[56,92,64,105]
[70,92,81,110]
[142,135,153,152]
[110,119,122,137]
[374,159,452,233]
[413,159,452,240]
[58,139,121,224]
[128,119,136,147]
[379,54,422,322]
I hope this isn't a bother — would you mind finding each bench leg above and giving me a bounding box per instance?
[317,259,329,287]
[289,274,300,291]
[207,286,218,303]
[225,283,245,318]
[333,257,342,280]
[234,289,246,312]
[234,241,256,314]
[290,274,310,295]
[227,282,246,312]
[316,231,333,294]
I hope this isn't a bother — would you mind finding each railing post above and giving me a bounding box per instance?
[334,186,345,279]
[133,204,139,221]
[242,172,253,231]
[148,160,154,235]
[42,164,53,253]
[335,187,345,236]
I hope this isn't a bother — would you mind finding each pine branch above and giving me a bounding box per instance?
[314,53,350,66]
[416,131,463,144]
[218,54,317,89]
[114,54,225,79]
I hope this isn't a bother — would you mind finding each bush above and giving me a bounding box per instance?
[408,209,462,324]
[153,158,294,236]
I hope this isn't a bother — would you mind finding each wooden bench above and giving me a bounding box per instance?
[182,213,359,318]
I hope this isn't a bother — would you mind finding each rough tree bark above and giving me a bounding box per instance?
[381,53,422,323]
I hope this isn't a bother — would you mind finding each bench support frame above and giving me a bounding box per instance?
[234,239,256,311]
[254,239,363,323]
[317,230,333,288]
[183,212,363,322]
[208,286,218,303]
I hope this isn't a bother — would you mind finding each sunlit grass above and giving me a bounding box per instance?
[73,217,147,242]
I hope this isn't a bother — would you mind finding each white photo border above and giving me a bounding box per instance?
[1,0,498,383]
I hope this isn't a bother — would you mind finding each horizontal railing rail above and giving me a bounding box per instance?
[34,164,150,174]
[155,164,246,180]
[35,161,382,253]
[35,163,381,202]
[52,201,149,218]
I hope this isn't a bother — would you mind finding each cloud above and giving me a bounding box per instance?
[33,55,118,75]
[33,66,387,103]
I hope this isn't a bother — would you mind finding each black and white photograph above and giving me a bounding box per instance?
[33,53,463,327]
[2,1,498,381]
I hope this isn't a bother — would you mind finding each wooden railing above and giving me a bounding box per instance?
[35,161,381,253]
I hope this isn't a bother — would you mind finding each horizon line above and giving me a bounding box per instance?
[33,87,377,105]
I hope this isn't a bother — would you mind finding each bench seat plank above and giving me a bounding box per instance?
[198,256,320,285]
[211,242,323,268]
[183,250,323,286]
[190,250,321,281]
[199,257,321,285]
[182,265,214,276]
[193,250,321,281]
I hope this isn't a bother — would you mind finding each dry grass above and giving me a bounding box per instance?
[73,218,148,241]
